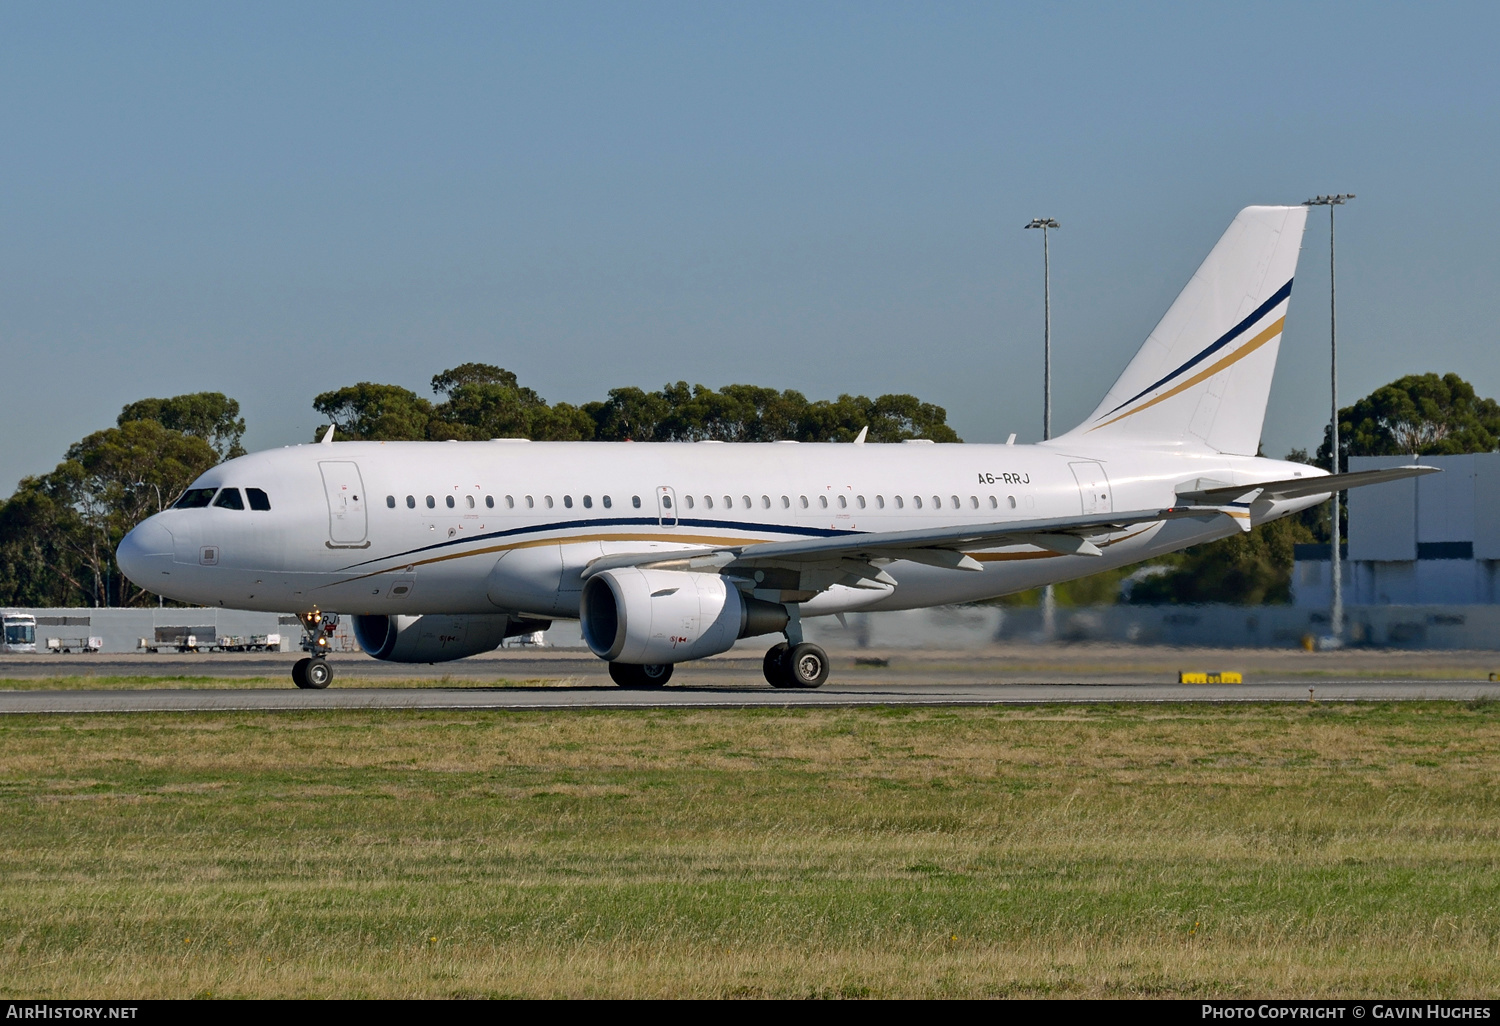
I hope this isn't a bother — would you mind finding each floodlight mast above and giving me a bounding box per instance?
[1024,217,1060,441]
[1304,194,1356,642]
[1025,216,1061,642]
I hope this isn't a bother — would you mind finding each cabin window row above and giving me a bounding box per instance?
[387,493,642,510]
[382,492,1021,513]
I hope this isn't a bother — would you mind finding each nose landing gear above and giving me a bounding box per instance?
[292,610,339,689]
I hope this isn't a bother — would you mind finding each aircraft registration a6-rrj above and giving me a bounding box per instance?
[117,205,1434,690]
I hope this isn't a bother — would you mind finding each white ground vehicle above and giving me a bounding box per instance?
[216,634,282,652]
[2,613,37,654]
[45,637,102,653]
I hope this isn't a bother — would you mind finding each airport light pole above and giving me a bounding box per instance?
[1025,217,1061,639]
[1304,194,1355,642]
[1024,217,1060,440]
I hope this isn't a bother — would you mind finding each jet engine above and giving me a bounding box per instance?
[580,568,787,665]
[351,613,550,663]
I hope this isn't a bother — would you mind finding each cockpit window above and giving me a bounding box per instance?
[213,488,245,510]
[173,488,217,509]
[246,488,271,511]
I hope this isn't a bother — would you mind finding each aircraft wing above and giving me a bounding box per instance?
[1175,465,1439,505]
[583,505,1233,584]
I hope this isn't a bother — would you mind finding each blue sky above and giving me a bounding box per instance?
[2,2,1497,489]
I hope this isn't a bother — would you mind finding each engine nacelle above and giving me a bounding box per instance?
[580,568,788,665]
[351,613,550,663]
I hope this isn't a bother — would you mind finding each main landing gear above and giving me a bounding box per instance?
[292,610,339,690]
[762,641,830,689]
[608,662,674,689]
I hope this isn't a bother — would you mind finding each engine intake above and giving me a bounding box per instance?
[351,613,550,662]
[580,568,787,665]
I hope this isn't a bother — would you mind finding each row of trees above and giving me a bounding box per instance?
[1,369,1494,609]
[0,370,958,608]
[313,364,962,444]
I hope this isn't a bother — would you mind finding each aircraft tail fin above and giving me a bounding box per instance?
[1057,205,1309,456]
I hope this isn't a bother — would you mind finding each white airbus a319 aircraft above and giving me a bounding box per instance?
[117,205,1433,690]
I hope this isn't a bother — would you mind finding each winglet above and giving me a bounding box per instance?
[853,426,868,445]
[321,425,335,444]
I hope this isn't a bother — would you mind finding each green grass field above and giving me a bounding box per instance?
[2,701,1498,998]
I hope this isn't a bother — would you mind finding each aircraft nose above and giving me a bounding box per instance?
[116,517,174,587]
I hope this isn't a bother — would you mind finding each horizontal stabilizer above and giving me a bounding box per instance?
[1175,465,1440,505]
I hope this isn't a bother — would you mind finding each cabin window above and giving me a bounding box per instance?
[505,495,514,508]
[857,495,866,509]
[837,495,847,508]
[213,488,245,510]
[684,494,694,509]
[799,496,809,508]
[465,495,475,509]
[582,495,592,509]
[563,495,573,509]
[742,495,751,508]
[545,496,554,508]
[385,495,395,508]
[525,495,535,508]
[761,495,771,509]
[969,496,978,509]
[781,496,790,508]
[819,496,829,508]
[446,495,455,509]
[1008,495,1017,509]
[704,496,713,509]
[173,488,217,509]
[406,495,415,509]
[426,496,435,509]
[913,496,923,509]
[632,495,641,508]
[989,495,998,509]
[950,495,960,508]
[662,495,673,508]
[485,495,494,508]
[876,495,885,509]
[933,496,942,509]
[603,495,612,509]
[723,495,733,509]
[894,495,904,509]
[247,488,271,511]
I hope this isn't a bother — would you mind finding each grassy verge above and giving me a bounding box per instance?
[2,703,1498,997]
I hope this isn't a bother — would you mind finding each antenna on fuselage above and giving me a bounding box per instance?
[853,426,868,445]
[320,425,335,444]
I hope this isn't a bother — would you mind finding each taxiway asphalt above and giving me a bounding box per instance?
[0,649,1496,712]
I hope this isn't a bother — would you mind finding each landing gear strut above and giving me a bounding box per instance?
[763,603,828,688]
[293,610,339,689]
[609,662,673,689]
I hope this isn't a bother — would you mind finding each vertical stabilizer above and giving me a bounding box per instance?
[1058,205,1308,455]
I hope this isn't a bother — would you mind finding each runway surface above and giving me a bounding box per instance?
[2,649,1497,712]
